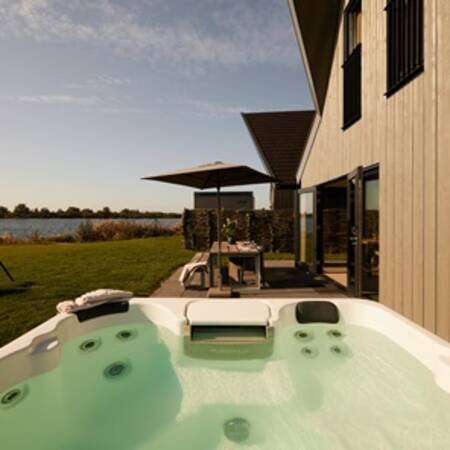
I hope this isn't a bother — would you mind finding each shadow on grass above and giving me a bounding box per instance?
[0,281,36,298]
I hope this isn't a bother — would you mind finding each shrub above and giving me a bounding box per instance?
[0,220,178,245]
[0,234,21,245]
[170,223,182,234]
[76,220,177,242]
[76,221,97,242]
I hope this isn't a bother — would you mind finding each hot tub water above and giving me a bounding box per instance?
[1,321,450,449]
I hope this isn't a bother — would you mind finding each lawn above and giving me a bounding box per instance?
[0,236,194,346]
[264,252,295,260]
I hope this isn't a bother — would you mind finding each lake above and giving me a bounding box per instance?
[0,218,180,238]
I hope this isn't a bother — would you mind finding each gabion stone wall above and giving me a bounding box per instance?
[322,208,347,256]
[182,209,294,253]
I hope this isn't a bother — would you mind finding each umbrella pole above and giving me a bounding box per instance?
[217,185,222,289]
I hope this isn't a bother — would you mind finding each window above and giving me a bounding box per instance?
[345,0,362,59]
[386,0,424,96]
[343,0,362,130]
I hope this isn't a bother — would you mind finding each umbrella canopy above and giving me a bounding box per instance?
[142,161,276,189]
[142,162,277,291]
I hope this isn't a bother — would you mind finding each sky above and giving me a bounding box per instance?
[0,0,312,213]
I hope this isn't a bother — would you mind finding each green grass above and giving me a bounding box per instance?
[324,252,347,262]
[264,252,295,261]
[0,236,194,346]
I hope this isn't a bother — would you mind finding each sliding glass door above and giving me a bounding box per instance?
[347,165,379,298]
[298,165,379,300]
[361,167,379,299]
[299,188,320,273]
[347,167,363,296]
[320,177,348,287]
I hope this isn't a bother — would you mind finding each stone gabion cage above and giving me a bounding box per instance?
[182,209,294,253]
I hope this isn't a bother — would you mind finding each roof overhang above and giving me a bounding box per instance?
[242,110,315,186]
[288,0,344,115]
[287,0,344,183]
[242,114,277,181]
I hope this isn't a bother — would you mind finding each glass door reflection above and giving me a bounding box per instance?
[362,171,379,299]
[299,190,315,271]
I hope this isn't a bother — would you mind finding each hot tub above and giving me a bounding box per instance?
[1,298,450,449]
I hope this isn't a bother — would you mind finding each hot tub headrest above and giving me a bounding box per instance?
[75,301,129,322]
[296,301,339,324]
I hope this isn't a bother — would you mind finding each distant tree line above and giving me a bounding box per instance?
[0,204,181,219]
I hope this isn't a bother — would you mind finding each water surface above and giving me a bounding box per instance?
[1,322,450,449]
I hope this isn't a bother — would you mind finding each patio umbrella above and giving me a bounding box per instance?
[142,161,276,288]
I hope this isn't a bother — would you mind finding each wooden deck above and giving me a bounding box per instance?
[152,259,347,299]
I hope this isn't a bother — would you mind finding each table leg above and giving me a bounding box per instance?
[209,255,214,288]
[260,252,265,287]
[256,254,262,289]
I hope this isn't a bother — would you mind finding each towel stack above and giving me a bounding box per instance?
[236,241,261,252]
[56,289,133,314]
[179,262,208,286]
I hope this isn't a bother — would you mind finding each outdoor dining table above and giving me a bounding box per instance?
[208,241,264,289]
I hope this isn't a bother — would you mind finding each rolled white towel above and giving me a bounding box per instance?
[75,289,133,307]
[56,300,79,314]
[179,262,208,286]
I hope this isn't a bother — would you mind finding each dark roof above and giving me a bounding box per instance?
[291,0,343,114]
[242,110,315,185]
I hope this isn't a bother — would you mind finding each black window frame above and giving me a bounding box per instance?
[385,0,424,97]
[342,0,362,131]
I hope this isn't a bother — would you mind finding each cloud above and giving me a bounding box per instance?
[184,99,247,119]
[0,0,299,70]
[88,106,152,115]
[1,92,249,119]
[16,95,102,106]
[66,75,131,90]
[1,93,155,115]
[1,93,247,119]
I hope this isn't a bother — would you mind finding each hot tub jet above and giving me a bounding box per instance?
[224,417,251,443]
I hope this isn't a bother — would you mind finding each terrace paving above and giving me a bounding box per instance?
[151,259,347,299]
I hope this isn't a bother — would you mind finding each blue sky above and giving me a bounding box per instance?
[0,0,312,212]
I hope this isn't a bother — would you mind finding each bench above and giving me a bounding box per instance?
[228,257,244,284]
